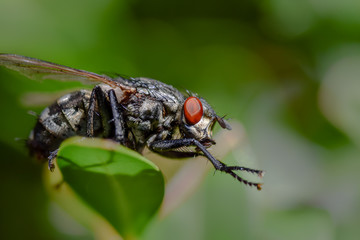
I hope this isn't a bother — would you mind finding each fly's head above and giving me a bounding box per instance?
[180,96,232,147]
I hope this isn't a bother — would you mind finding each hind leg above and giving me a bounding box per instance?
[108,89,126,145]
[47,149,58,172]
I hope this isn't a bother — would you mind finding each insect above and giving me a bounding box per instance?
[0,54,264,190]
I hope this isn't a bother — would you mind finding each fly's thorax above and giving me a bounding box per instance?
[124,96,166,144]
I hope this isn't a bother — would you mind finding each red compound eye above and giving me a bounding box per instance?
[184,96,203,125]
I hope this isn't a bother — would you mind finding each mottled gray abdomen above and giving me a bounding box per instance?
[27,90,99,159]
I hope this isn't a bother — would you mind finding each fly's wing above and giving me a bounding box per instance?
[21,88,84,107]
[0,54,133,91]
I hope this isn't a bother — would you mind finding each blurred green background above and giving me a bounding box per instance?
[1,0,360,239]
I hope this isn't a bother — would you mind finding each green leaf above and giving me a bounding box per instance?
[56,137,164,238]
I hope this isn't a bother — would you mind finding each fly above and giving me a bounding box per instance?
[0,54,264,190]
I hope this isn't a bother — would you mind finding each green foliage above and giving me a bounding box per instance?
[1,0,360,239]
[56,137,164,238]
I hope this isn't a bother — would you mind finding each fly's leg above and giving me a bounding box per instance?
[219,166,264,177]
[149,138,264,190]
[87,87,97,137]
[87,86,126,143]
[87,85,112,137]
[48,149,58,172]
[150,151,202,159]
[108,89,126,145]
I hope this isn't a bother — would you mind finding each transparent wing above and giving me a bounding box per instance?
[21,88,84,107]
[0,54,130,90]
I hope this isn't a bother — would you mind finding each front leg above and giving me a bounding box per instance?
[149,138,264,190]
[153,151,202,159]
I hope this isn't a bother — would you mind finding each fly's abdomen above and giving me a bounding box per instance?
[27,90,95,159]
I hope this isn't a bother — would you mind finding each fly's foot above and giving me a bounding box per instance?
[48,149,58,172]
[218,162,264,191]
[224,166,265,178]
[48,159,55,172]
